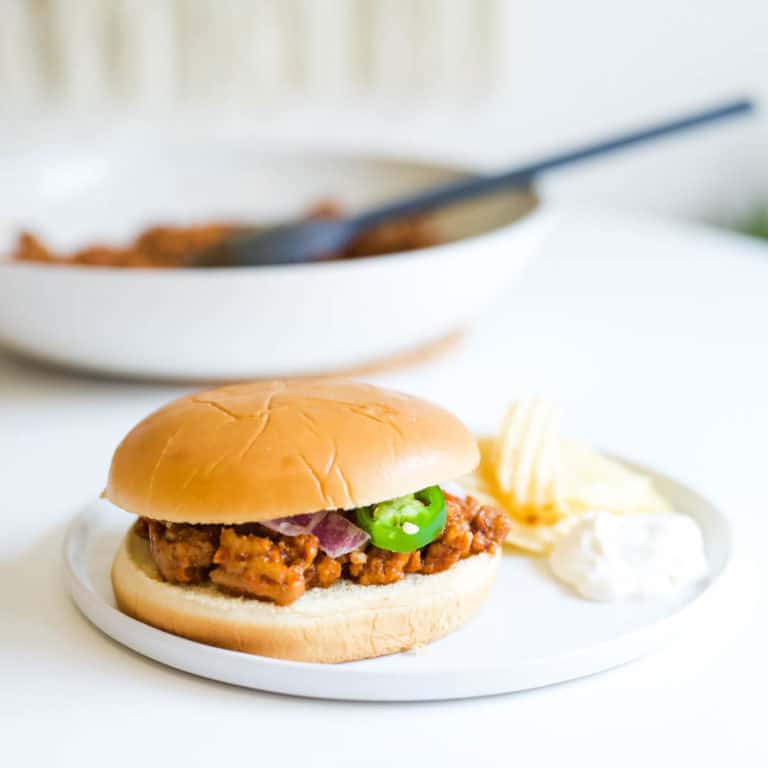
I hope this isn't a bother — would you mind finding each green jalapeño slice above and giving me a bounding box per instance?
[355,485,447,553]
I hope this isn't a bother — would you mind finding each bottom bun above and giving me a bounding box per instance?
[112,529,501,663]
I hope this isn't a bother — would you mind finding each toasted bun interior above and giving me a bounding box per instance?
[106,379,478,524]
[111,529,500,663]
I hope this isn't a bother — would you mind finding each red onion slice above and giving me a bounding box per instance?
[259,510,368,557]
[310,511,370,557]
[260,511,326,537]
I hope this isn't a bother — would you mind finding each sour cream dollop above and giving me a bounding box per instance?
[548,511,708,601]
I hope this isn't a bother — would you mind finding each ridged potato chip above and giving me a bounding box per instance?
[491,398,567,525]
[465,399,672,553]
[561,440,672,516]
[503,516,579,554]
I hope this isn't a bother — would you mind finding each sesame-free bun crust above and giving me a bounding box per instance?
[112,529,500,663]
[106,379,478,524]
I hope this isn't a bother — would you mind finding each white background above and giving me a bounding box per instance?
[1,0,767,221]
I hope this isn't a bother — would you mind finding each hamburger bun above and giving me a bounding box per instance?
[106,379,479,524]
[112,527,500,663]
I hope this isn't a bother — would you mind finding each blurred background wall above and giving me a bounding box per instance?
[1,0,765,224]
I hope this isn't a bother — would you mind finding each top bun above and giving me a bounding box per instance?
[106,379,478,524]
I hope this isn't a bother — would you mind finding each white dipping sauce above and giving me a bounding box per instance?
[549,511,708,601]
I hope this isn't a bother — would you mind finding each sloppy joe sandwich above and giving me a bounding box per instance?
[108,379,509,663]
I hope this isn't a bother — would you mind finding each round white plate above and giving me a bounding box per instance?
[64,460,731,701]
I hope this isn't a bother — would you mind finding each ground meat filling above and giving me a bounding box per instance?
[135,493,509,606]
[305,554,344,590]
[347,548,423,586]
[211,529,319,606]
[145,519,218,584]
[421,498,473,574]
[12,200,438,268]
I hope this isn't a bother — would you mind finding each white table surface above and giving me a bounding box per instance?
[2,209,766,767]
